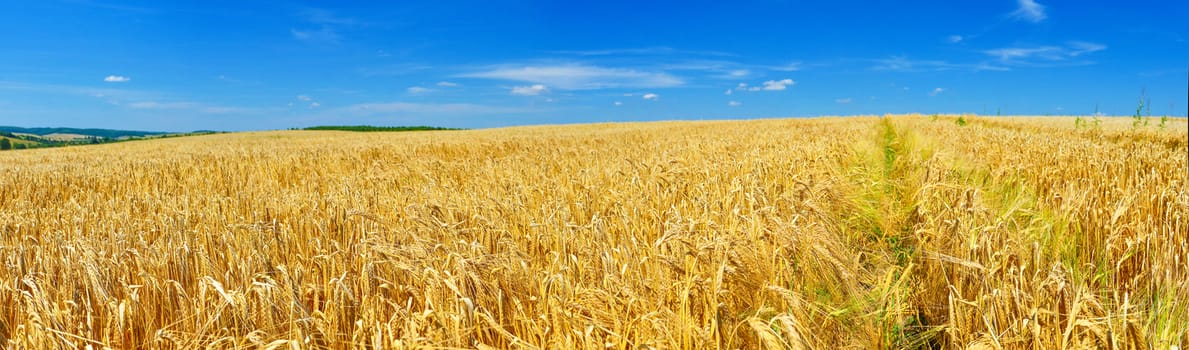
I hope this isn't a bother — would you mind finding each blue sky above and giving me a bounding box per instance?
[1,0,1186,131]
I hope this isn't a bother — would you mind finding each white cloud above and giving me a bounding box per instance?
[407,86,432,94]
[104,75,130,83]
[296,95,321,108]
[614,101,623,106]
[947,35,963,43]
[462,64,683,90]
[728,101,742,107]
[761,79,795,91]
[724,89,732,95]
[436,81,459,87]
[1010,0,1047,23]
[642,93,659,101]
[836,98,853,104]
[929,87,945,96]
[735,79,795,92]
[510,84,549,96]
[728,69,750,77]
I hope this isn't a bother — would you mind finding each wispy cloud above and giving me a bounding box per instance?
[127,101,195,109]
[127,101,259,114]
[873,42,1098,72]
[642,93,659,101]
[983,41,1106,65]
[1067,41,1107,56]
[0,80,274,116]
[552,47,736,58]
[544,48,808,83]
[928,87,945,96]
[871,56,1008,72]
[462,64,683,90]
[407,86,432,94]
[725,69,750,78]
[356,63,432,77]
[1010,0,1047,23]
[436,81,459,87]
[510,84,549,96]
[294,95,321,108]
[835,98,852,104]
[766,62,803,72]
[947,35,963,43]
[104,75,130,83]
[292,8,365,44]
[1,81,154,102]
[341,102,531,115]
[984,47,1063,61]
[660,60,749,80]
[661,59,804,80]
[728,100,742,107]
[297,7,361,26]
[291,27,339,44]
[66,0,156,13]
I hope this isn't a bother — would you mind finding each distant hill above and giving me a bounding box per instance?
[0,126,219,151]
[0,126,169,139]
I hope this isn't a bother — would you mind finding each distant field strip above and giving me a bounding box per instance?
[0,115,1185,348]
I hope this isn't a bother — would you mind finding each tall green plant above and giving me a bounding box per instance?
[1133,89,1147,128]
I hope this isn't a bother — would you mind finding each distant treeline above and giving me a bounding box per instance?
[301,125,463,132]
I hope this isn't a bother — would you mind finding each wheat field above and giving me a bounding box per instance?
[0,115,1186,349]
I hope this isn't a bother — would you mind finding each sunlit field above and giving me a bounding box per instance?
[1,115,1186,349]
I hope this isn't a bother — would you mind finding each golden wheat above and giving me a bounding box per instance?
[0,115,1185,349]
